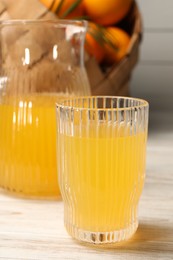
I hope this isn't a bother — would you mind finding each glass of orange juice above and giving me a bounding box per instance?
[0,20,90,198]
[56,96,149,244]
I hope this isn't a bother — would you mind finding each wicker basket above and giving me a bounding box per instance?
[85,1,142,96]
[0,0,142,97]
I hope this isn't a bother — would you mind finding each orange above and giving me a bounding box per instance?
[85,25,130,64]
[83,0,133,26]
[40,0,84,19]
[104,27,130,63]
[85,23,105,63]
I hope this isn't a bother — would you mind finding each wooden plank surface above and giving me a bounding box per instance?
[0,122,173,260]
[140,33,173,62]
[131,64,173,112]
[132,0,173,112]
[131,65,173,95]
[137,0,173,29]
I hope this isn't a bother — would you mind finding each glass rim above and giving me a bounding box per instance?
[0,19,88,28]
[56,96,149,112]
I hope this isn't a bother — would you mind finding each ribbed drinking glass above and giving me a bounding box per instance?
[56,96,149,244]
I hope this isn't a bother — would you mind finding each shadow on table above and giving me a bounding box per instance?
[84,222,173,253]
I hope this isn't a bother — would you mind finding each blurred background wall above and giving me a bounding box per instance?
[131,0,173,131]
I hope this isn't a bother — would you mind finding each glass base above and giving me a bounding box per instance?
[65,221,138,245]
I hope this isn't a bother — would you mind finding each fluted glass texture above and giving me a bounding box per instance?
[0,20,90,198]
[56,96,149,244]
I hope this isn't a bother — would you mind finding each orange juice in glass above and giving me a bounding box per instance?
[0,20,90,197]
[56,96,149,244]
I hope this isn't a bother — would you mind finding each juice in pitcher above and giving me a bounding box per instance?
[0,94,61,197]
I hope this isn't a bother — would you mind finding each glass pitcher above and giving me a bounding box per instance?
[0,20,90,198]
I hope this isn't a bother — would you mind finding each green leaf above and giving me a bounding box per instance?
[48,0,57,11]
[54,0,65,15]
[102,30,119,52]
[59,0,82,18]
[89,30,104,46]
[88,25,119,52]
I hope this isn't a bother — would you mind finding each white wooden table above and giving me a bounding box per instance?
[0,112,173,260]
